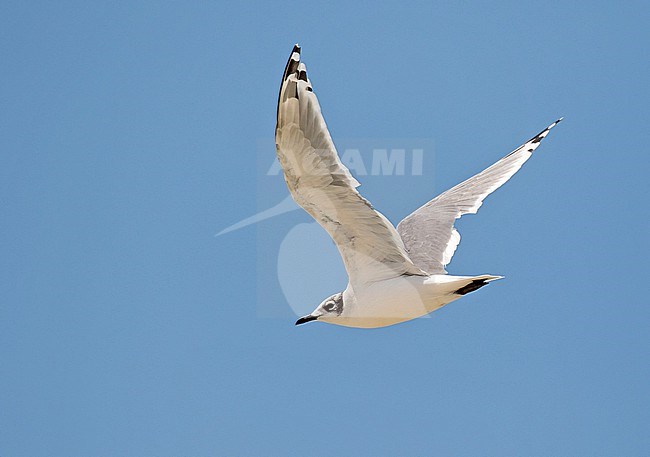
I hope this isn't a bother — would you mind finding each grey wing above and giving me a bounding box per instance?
[397,119,562,274]
[275,45,425,285]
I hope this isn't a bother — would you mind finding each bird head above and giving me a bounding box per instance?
[295,292,344,325]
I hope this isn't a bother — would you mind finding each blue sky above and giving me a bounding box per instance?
[1,1,649,456]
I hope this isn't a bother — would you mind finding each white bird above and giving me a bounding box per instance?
[276,45,561,328]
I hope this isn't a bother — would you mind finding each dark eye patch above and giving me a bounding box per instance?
[323,301,336,312]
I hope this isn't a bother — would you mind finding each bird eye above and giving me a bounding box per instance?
[323,301,336,312]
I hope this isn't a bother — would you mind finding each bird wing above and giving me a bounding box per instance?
[275,45,425,285]
[397,119,562,274]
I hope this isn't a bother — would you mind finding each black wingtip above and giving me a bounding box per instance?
[528,117,563,144]
[281,44,301,84]
[454,278,491,296]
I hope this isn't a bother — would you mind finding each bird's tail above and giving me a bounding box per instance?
[452,275,503,296]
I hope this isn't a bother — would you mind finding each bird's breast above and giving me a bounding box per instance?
[335,276,455,328]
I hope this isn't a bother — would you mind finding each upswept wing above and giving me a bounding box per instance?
[397,119,562,274]
[275,45,425,285]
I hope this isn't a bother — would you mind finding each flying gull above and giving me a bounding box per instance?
[276,45,561,328]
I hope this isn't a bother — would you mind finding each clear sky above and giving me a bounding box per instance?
[1,1,648,456]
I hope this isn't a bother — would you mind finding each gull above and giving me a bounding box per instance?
[276,45,561,328]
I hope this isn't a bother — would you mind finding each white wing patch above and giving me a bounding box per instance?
[397,119,562,274]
